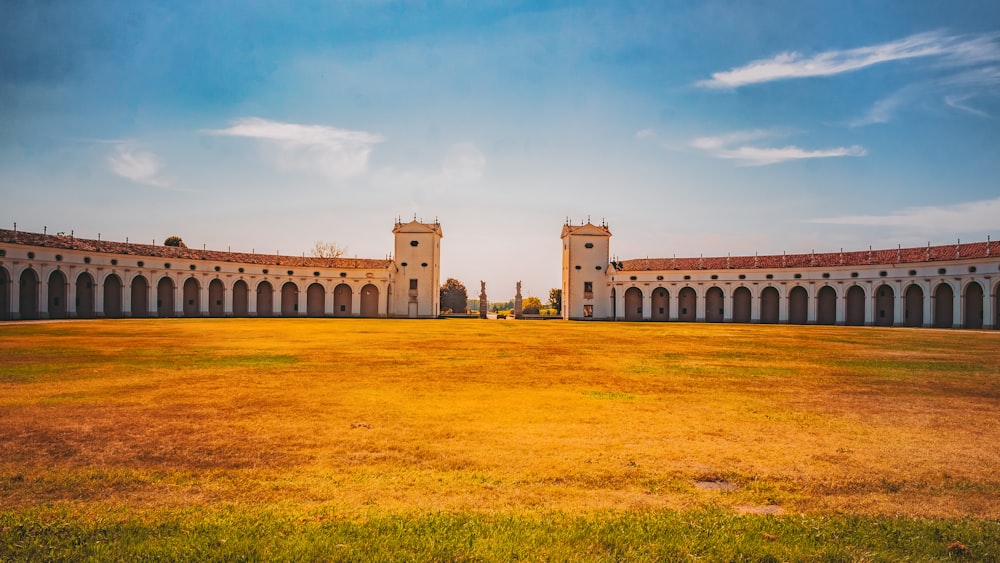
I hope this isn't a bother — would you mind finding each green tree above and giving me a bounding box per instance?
[439,278,468,314]
[163,236,186,248]
[522,296,543,315]
[548,288,562,313]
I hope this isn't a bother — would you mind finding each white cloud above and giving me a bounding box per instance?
[440,143,486,184]
[698,31,999,89]
[687,129,865,166]
[690,129,775,150]
[207,117,384,178]
[107,142,169,187]
[944,94,990,117]
[809,197,1000,233]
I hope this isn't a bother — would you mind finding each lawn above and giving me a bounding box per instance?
[1,319,998,560]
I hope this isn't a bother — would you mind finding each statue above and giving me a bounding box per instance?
[479,281,488,319]
[514,280,523,320]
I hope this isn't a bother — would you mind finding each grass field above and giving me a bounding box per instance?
[1,319,998,560]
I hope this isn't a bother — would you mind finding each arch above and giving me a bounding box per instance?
[48,270,68,319]
[934,283,954,328]
[360,284,379,317]
[964,281,984,329]
[874,284,894,327]
[256,281,274,317]
[18,268,39,320]
[232,280,249,317]
[817,286,837,325]
[760,287,779,324]
[624,287,642,321]
[307,283,326,317]
[732,287,752,323]
[0,266,9,320]
[182,277,200,317]
[208,279,225,317]
[76,272,95,318]
[281,281,298,316]
[705,287,724,322]
[157,276,175,317]
[788,286,808,325]
[131,275,149,318]
[103,274,123,318]
[651,287,669,321]
[845,285,866,326]
[334,283,353,317]
[678,287,696,321]
[903,284,923,327]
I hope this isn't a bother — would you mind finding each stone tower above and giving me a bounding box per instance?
[561,221,612,320]
[391,219,443,318]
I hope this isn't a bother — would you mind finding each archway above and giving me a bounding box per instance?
[651,287,669,321]
[256,281,274,317]
[0,267,9,320]
[281,282,299,317]
[874,284,894,327]
[208,279,225,317]
[817,286,837,325]
[964,282,984,329]
[705,287,724,322]
[232,280,249,317]
[157,277,174,317]
[131,276,149,318]
[732,287,751,323]
[334,283,352,317]
[934,283,954,328]
[624,287,642,321]
[104,274,123,318]
[904,285,923,327]
[182,278,200,317]
[788,286,808,325]
[48,270,68,319]
[19,268,39,320]
[76,272,95,318]
[678,287,696,321]
[760,287,779,324]
[360,284,379,317]
[845,286,865,326]
[307,283,326,317]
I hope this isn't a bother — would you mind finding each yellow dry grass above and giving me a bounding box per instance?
[1,319,997,518]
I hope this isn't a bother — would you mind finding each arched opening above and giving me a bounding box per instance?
[624,287,642,321]
[678,287,696,321]
[131,276,149,318]
[19,268,39,320]
[208,279,225,317]
[281,282,299,317]
[104,274,123,318]
[48,270,68,319]
[334,283,352,317]
[610,288,616,319]
[732,287,752,323]
[232,280,249,317]
[157,277,174,317]
[788,286,808,325]
[904,285,923,327]
[845,286,866,326]
[0,267,10,320]
[964,282,984,329]
[934,283,954,328]
[360,284,379,317]
[651,287,669,321]
[817,286,837,325]
[874,284,894,327]
[256,281,273,317]
[307,283,326,317]
[705,287,724,322]
[76,272,95,318]
[760,287,779,324]
[182,278,200,317]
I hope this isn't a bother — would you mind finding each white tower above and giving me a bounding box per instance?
[561,221,612,320]
[391,219,443,318]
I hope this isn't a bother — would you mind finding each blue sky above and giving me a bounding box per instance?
[3,1,999,300]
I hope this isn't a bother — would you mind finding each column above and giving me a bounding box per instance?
[642,293,652,320]
[351,288,362,317]
[777,287,788,323]
[892,281,903,327]
[248,280,258,316]
[298,286,308,317]
[67,270,77,318]
[807,287,817,324]
[614,286,625,321]
[11,270,21,320]
[224,281,234,317]
[864,282,874,326]
[724,291,733,322]
[695,288,705,322]
[983,282,993,329]
[173,276,184,316]
[836,292,846,325]
[750,287,761,323]
[924,287,933,328]
[272,286,281,316]
[147,278,156,317]
[953,288,963,329]
[200,279,210,316]
[95,271,105,318]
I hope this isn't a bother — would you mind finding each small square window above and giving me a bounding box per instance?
[340,305,346,312]
[409,279,418,290]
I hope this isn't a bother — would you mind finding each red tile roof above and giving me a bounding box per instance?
[0,229,392,269]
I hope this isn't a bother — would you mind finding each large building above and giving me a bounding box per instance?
[0,220,442,320]
[562,221,997,329]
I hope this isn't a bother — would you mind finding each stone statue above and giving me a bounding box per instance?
[514,280,523,320]
[479,281,488,319]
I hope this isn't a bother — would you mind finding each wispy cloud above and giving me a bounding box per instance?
[809,197,1000,233]
[686,129,865,166]
[944,94,990,117]
[373,143,487,191]
[107,142,170,187]
[207,117,384,178]
[698,31,1000,89]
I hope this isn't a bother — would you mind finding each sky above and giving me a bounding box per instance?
[3,1,1000,301]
